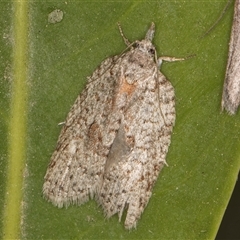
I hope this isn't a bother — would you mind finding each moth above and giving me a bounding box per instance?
[43,23,184,229]
[222,0,240,114]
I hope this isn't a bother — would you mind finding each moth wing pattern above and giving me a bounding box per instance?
[43,56,120,207]
[43,22,178,229]
[98,71,175,229]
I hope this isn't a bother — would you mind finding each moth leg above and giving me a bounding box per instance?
[158,56,185,68]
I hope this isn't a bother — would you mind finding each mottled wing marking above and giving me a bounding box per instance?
[43,57,121,207]
[98,69,175,229]
[43,22,178,229]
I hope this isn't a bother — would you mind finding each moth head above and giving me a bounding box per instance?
[134,40,156,57]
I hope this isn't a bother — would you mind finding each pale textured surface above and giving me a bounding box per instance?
[222,0,240,114]
[48,9,63,24]
[43,23,176,229]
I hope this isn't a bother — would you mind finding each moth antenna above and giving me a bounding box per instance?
[117,22,131,47]
[145,22,155,41]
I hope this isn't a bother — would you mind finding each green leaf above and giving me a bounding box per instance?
[1,1,239,239]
